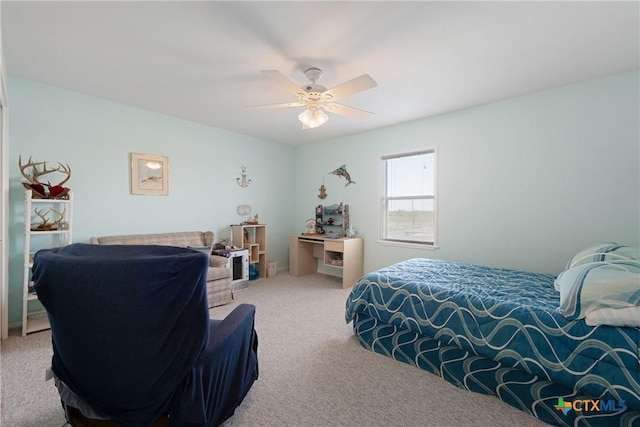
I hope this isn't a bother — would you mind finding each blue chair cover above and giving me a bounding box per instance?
[33,243,258,427]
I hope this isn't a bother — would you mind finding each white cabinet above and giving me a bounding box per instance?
[231,224,267,279]
[22,190,73,336]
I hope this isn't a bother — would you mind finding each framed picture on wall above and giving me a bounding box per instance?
[130,153,169,196]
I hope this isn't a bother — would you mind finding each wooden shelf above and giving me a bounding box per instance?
[232,224,267,279]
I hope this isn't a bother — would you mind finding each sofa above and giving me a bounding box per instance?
[90,231,233,307]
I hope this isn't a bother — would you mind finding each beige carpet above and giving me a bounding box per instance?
[1,272,549,426]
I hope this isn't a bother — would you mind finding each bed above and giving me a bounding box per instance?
[345,244,640,427]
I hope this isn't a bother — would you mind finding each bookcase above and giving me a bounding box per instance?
[22,189,73,335]
[231,224,267,279]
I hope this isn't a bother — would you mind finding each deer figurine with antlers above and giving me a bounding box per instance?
[19,155,71,199]
[32,207,66,231]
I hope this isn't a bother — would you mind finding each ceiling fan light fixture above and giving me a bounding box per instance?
[298,107,329,129]
[252,68,377,129]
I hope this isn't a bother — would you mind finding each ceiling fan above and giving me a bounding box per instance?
[248,68,377,129]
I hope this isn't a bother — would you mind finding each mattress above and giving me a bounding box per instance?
[345,258,640,411]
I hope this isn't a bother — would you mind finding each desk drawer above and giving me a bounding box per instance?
[324,240,343,253]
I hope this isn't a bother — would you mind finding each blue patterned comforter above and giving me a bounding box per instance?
[345,258,640,409]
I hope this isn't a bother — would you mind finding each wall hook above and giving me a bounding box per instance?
[236,166,252,188]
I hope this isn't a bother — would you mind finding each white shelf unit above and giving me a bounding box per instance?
[22,190,73,336]
[231,224,267,279]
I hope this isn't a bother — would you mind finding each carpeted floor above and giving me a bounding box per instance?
[1,272,549,426]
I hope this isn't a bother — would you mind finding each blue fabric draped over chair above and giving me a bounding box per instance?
[32,243,258,427]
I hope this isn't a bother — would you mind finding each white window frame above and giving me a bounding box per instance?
[378,148,438,249]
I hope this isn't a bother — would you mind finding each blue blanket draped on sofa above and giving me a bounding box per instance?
[32,243,258,427]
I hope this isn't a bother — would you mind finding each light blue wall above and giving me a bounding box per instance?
[7,77,295,325]
[295,70,640,276]
[7,71,640,326]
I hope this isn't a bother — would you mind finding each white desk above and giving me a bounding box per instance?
[289,234,363,288]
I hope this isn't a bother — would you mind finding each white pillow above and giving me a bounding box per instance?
[585,306,640,328]
[556,243,640,291]
[556,260,640,320]
[565,243,640,270]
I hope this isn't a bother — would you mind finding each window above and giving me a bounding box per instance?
[380,149,437,247]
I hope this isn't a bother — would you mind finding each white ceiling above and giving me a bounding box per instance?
[2,1,638,146]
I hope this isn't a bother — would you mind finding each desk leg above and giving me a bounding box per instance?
[289,235,302,276]
[289,236,321,277]
[341,238,363,288]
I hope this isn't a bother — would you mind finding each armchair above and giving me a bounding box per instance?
[32,243,258,427]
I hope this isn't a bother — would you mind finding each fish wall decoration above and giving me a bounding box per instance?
[330,164,355,186]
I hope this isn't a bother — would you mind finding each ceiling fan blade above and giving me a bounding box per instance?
[324,103,375,119]
[262,70,305,95]
[323,74,377,101]
[247,101,305,110]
